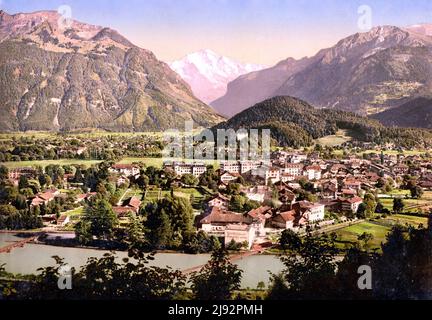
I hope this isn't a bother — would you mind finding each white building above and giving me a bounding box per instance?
[171,162,207,177]
[282,163,303,176]
[289,154,308,164]
[303,165,322,181]
[224,224,256,249]
[110,164,140,177]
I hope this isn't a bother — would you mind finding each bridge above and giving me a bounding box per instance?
[0,236,38,254]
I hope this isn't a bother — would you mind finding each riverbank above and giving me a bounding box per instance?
[0,232,284,288]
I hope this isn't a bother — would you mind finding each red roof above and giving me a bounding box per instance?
[306,165,321,171]
[344,196,363,204]
[127,196,141,209]
[277,210,296,222]
[200,207,253,225]
[112,164,137,170]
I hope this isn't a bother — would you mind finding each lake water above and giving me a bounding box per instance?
[0,233,284,289]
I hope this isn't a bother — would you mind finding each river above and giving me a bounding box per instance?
[0,233,284,289]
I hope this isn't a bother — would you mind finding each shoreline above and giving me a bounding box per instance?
[1,231,261,256]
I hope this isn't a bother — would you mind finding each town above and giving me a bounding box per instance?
[2,136,431,252]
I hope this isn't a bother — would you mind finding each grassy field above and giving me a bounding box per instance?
[334,221,390,250]
[377,190,432,211]
[1,159,103,169]
[142,187,207,210]
[359,149,427,156]
[1,156,220,170]
[315,130,353,147]
[63,207,85,223]
[118,157,164,167]
[333,214,428,251]
[121,188,144,201]
[0,129,207,140]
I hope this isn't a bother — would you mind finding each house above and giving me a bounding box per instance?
[113,206,136,218]
[276,182,296,207]
[341,189,357,197]
[303,165,321,180]
[8,167,36,185]
[75,192,96,204]
[280,173,296,182]
[271,210,296,229]
[116,175,129,187]
[289,154,307,164]
[340,196,363,215]
[168,162,207,177]
[200,206,259,247]
[110,164,140,177]
[321,181,338,199]
[292,201,325,222]
[243,186,272,203]
[220,161,240,174]
[271,200,325,230]
[201,207,253,233]
[220,171,241,184]
[57,215,70,226]
[264,166,281,183]
[224,224,256,249]
[113,196,142,217]
[30,190,58,207]
[124,196,141,213]
[282,163,303,176]
[343,180,362,191]
[207,194,230,210]
[220,160,269,175]
[392,164,409,175]
[247,206,272,236]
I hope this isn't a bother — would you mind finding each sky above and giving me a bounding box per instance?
[1,0,432,65]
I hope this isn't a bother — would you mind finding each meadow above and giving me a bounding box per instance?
[333,214,428,251]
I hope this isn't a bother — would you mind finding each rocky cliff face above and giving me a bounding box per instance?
[213,25,432,117]
[0,10,224,132]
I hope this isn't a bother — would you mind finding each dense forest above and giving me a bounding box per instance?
[212,96,432,148]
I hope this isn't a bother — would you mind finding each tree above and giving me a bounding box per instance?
[124,213,147,252]
[82,199,118,240]
[393,198,405,214]
[363,193,377,218]
[357,232,374,250]
[257,281,266,290]
[38,174,51,188]
[0,165,9,181]
[410,186,424,199]
[190,248,242,300]
[267,232,339,299]
[0,204,18,216]
[356,203,367,218]
[279,229,302,251]
[226,183,241,195]
[180,174,198,187]
[136,174,150,189]
[75,220,93,245]
[229,195,246,212]
[18,175,29,190]
[26,251,187,300]
[143,202,172,249]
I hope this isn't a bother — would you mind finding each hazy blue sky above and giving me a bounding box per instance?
[1,0,432,65]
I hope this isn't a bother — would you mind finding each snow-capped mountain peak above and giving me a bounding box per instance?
[170,50,266,103]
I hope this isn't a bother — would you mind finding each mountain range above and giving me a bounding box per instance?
[169,49,265,104]
[212,25,432,118]
[0,10,224,132]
